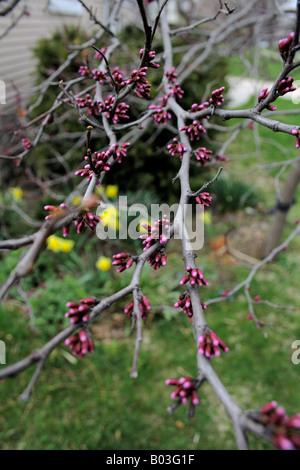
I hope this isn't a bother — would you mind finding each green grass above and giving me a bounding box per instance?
[227,48,282,80]
[1,237,300,450]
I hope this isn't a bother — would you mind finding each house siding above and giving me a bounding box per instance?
[0,0,104,115]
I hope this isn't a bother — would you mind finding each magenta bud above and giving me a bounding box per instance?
[113,253,129,259]
[160,234,168,243]
[198,335,206,344]
[66,301,79,308]
[178,377,187,384]
[80,297,95,304]
[180,276,190,285]
[275,435,294,450]
[78,304,90,312]
[79,330,87,342]
[287,414,300,429]
[165,379,179,386]
[117,266,127,273]
[63,226,69,238]
[142,296,151,310]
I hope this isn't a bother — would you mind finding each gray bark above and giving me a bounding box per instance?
[264,159,300,256]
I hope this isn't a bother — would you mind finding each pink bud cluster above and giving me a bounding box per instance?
[112,253,134,272]
[198,331,229,358]
[65,297,96,324]
[108,142,130,164]
[180,266,209,287]
[44,203,100,236]
[167,138,187,160]
[75,143,129,185]
[44,203,70,238]
[278,32,298,62]
[179,120,206,141]
[195,192,212,208]
[149,94,173,125]
[79,65,90,77]
[111,67,127,89]
[258,88,276,111]
[194,147,212,166]
[98,94,116,114]
[127,67,151,98]
[98,95,130,123]
[277,76,296,96]
[92,69,108,83]
[65,330,94,357]
[209,87,225,107]
[147,248,167,270]
[94,47,107,60]
[259,401,300,450]
[113,102,130,123]
[139,215,170,250]
[75,151,111,183]
[22,138,32,150]
[124,296,151,319]
[149,103,172,125]
[165,377,199,406]
[168,82,184,99]
[74,211,101,233]
[165,67,177,83]
[174,293,207,319]
[190,102,210,118]
[76,93,129,123]
[139,48,159,69]
[76,93,98,116]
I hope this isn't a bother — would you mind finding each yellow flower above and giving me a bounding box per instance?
[99,205,119,230]
[72,195,82,206]
[9,187,23,202]
[46,235,62,253]
[96,256,111,271]
[200,211,212,225]
[46,235,74,253]
[106,185,118,199]
[60,239,75,253]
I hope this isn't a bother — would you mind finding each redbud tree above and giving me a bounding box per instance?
[1,0,300,450]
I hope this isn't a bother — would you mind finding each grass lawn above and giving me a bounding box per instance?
[1,225,300,450]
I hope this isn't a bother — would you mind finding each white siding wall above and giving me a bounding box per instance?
[0,0,104,115]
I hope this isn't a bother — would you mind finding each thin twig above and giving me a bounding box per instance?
[130,287,143,379]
